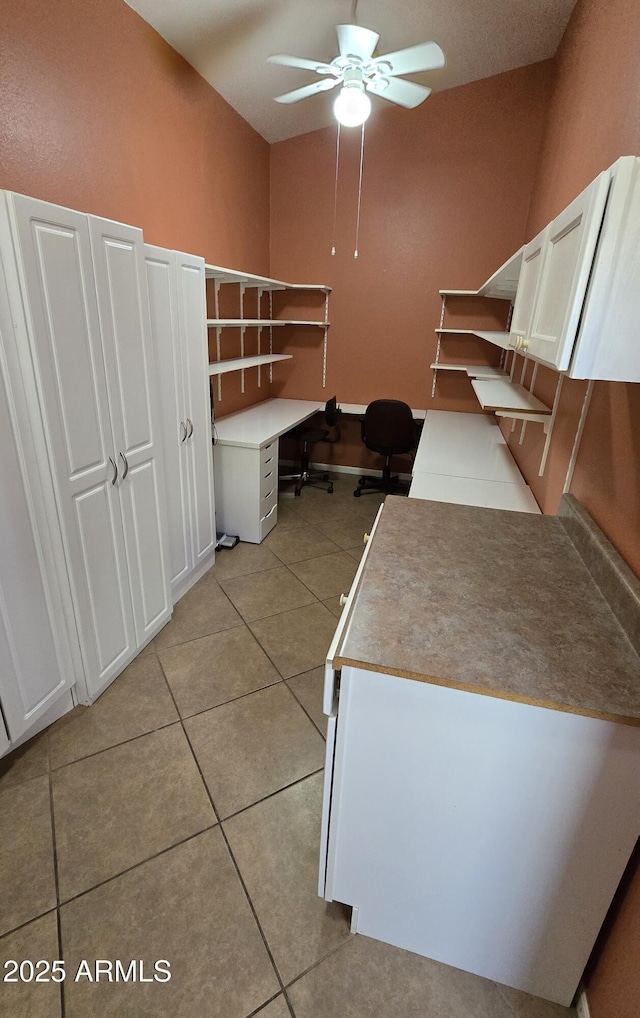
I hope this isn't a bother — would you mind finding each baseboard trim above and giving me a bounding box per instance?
[576,986,591,1018]
[279,459,412,482]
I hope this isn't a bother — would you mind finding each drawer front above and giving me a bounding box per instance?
[260,441,277,469]
[260,503,277,541]
[260,485,277,519]
[260,460,277,498]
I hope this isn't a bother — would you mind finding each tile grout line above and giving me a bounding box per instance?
[220,768,325,825]
[54,822,220,910]
[0,907,58,943]
[156,654,293,1009]
[283,680,327,741]
[47,767,66,1018]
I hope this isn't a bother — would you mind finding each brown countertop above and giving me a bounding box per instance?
[333,495,640,725]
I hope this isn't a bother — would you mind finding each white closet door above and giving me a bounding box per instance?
[145,246,192,594]
[175,251,215,567]
[6,195,135,698]
[528,172,611,370]
[0,249,75,739]
[509,227,547,345]
[89,218,171,646]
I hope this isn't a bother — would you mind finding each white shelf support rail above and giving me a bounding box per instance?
[255,287,262,388]
[563,380,594,494]
[432,294,447,398]
[538,374,564,477]
[323,290,330,388]
[214,280,222,402]
[519,361,539,443]
[269,292,274,384]
[513,354,530,433]
[239,283,246,394]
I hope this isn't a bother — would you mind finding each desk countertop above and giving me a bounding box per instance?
[333,495,640,725]
[213,398,323,448]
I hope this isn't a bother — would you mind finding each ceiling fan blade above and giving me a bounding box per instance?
[336,24,380,61]
[267,54,335,75]
[374,40,446,77]
[366,77,432,109]
[274,78,339,104]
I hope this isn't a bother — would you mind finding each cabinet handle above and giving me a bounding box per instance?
[109,456,118,486]
[186,418,194,439]
[119,451,129,480]
[364,533,370,544]
[180,421,188,443]
[339,592,348,607]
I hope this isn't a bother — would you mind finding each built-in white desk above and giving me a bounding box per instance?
[409,411,540,514]
[213,399,323,542]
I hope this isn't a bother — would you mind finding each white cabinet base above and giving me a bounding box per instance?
[323,665,640,1007]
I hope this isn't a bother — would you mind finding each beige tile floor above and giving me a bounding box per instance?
[0,473,576,1018]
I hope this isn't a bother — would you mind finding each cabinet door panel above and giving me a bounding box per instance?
[176,253,215,565]
[0,296,75,738]
[89,218,171,644]
[7,195,135,698]
[122,458,172,638]
[73,481,133,677]
[528,172,610,370]
[509,228,547,344]
[145,248,191,594]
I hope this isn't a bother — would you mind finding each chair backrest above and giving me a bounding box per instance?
[324,396,341,442]
[361,400,416,457]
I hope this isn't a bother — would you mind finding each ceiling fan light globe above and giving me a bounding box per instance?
[334,86,371,127]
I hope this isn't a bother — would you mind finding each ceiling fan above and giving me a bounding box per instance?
[268,24,445,127]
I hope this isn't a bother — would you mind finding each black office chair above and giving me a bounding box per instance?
[280,397,342,496]
[354,399,417,497]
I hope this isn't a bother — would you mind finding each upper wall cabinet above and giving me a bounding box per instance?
[509,156,640,380]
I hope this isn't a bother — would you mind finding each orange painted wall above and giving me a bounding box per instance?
[269,62,553,452]
[504,2,640,1016]
[1,0,271,418]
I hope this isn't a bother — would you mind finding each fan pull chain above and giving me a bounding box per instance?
[354,121,366,259]
[331,122,341,256]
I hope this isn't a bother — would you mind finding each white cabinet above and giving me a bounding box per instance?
[509,227,547,346]
[0,245,77,744]
[145,245,215,600]
[526,171,610,370]
[508,157,640,378]
[1,193,171,704]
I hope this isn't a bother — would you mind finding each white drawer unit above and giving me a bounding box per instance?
[212,398,324,543]
[213,439,280,544]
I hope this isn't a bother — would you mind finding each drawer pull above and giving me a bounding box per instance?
[339,592,348,607]
[264,458,273,467]
[263,504,277,521]
[263,489,274,502]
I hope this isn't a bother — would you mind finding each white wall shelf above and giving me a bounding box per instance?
[206,263,331,397]
[208,353,292,376]
[471,378,551,416]
[207,318,329,328]
[434,329,511,350]
[429,362,507,379]
[204,263,330,293]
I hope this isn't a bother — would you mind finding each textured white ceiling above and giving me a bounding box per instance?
[124,0,576,143]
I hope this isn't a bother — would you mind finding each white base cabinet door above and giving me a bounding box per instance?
[145,246,215,601]
[1,192,171,704]
[322,665,640,1007]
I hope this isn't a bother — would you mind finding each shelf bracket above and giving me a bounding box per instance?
[495,410,552,432]
[563,380,594,493]
[323,290,330,388]
[214,280,222,402]
[431,294,447,398]
[538,374,564,476]
[269,292,274,383]
[257,287,264,387]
